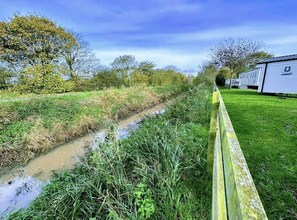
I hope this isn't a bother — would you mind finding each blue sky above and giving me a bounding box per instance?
[1,0,297,71]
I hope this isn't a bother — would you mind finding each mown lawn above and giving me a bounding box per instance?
[220,89,297,219]
[0,85,187,170]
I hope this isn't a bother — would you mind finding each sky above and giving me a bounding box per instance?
[1,0,297,72]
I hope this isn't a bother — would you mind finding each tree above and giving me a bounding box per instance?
[0,14,77,93]
[130,70,149,86]
[247,51,274,69]
[62,31,100,80]
[137,61,156,75]
[93,68,124,89]
[0,67,14,90]
[16,64,73,93]
[150,69,186,86]
[210,38,264,89]
[110,55,137,86]
[0,14,76,69]
[215,67,230,86]
[193,62,217,86]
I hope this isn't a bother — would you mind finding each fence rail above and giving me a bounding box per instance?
[207,88,267,220]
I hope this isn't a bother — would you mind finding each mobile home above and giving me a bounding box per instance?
[257,54,297,94]
[225,78,240,88]
[238,68,261,89]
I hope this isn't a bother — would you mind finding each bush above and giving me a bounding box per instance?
[130,70,149,86]
[150,69,186,86]
[14,64,73,93]
[215,67,230,86]
[193,73,215,87]
[215,72,226,86]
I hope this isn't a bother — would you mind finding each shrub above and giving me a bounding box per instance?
[130,70,149,86]
[215,67,230,86]
[14,64,73,93]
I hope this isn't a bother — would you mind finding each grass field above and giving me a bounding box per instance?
[0,85,188,169]
[9,85,213,219]
[220,89,297,219]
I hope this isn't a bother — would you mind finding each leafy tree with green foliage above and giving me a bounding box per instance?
[0,67,14,90]
[193,62,217,86]
[215,67,230,86]
[210,38,264,89]
[150,69,186,86]
[110,55,137,86]
[150,69,171,86]
[92,68,124,89]
[0,14,77,93]
[137,61,156,76]
[130,70,149,86]
[0,14,76,68]
[15,64,73,93]
[247,51,273,69]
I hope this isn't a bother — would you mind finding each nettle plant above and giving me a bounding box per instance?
[135,183,155,219]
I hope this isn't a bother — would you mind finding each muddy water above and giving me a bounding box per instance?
[0,102,169,218]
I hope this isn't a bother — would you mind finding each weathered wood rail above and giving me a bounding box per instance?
[207,88,267,219]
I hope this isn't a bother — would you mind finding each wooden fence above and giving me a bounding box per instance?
[207,88,268,219]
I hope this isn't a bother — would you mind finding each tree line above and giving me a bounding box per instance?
[0,14,187,93]
[78,57,188,91]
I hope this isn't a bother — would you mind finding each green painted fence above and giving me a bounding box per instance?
[207,89,267,220]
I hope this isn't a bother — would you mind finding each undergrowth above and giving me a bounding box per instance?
[9,84,213,219]
[0,85,187,168]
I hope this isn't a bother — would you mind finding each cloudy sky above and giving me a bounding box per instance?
[1,0,297,71]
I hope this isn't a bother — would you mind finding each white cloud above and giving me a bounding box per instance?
[92,22,297,69]
[94,48,208,70]
[167,23,297,43]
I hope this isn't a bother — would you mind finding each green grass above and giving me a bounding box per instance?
[0,90,102,101]
[9,85,213,219]
[220,88,297,219]
[0,85,188,169]
[0,85,182,102]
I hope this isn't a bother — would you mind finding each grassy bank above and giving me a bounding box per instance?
[0,85,187,169]
[220,89,297,219]
[9,84,213,219]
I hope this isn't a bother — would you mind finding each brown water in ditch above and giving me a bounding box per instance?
[0,101,170,218]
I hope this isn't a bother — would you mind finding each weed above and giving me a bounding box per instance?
[9,84,212,219]
[135,183,155,219]
[0,85,187,168]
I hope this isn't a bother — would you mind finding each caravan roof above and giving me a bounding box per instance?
[257,54,297,64]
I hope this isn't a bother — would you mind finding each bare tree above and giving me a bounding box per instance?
[62,32,100,80]
[210,38,264,89]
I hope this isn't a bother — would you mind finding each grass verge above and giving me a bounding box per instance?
[220,89,297,219]
[0,85,188,169]
[9,84,213,219]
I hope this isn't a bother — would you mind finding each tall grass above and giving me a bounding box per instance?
[0,85,188,169]
[9,84,213,219]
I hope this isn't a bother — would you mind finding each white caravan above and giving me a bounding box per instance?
[257,54,297,94]
[225,78,240,88]
[238,68,261,89]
